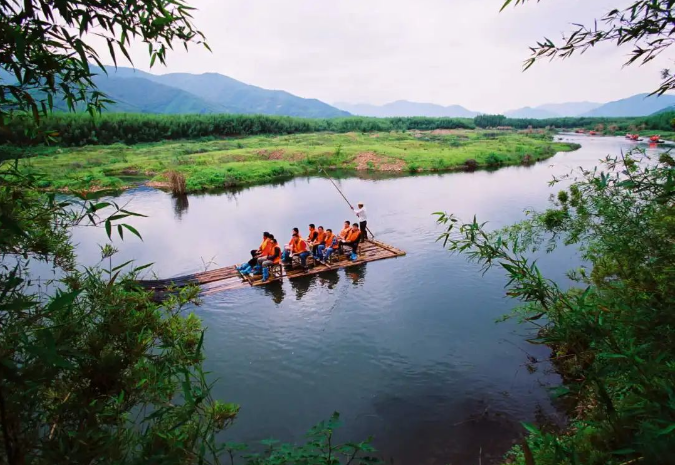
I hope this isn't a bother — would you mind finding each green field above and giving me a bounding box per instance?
[15,130,579,193]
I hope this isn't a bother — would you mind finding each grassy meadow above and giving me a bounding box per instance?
[14,130,579,193]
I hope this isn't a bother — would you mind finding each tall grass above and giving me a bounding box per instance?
[165,170,186,195]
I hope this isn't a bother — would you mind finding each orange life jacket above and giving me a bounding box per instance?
[316,231,325,244]
[271,246,281,264]
[347,229,361,242]
[262,240,275,256]
[293,237,308,253]
[307,229,318,242]
[323,232,335,247]
[339,226,350,238]
[259,238,269,252]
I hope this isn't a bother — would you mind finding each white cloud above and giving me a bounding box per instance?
[99,0,674,113]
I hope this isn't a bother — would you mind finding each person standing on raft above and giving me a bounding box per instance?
[353,202,368,240]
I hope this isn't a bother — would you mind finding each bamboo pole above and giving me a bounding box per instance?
[320,167,375,239]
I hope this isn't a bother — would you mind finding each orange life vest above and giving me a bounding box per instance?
[323,232,335,247]
[307,229,318,242]
[271,246,281,264]
[347,229,361,242]
[259,238,269,252]
[262,239,275,256]
[293,237,308,253]
[339,226,350,238]
[316,230,325,244]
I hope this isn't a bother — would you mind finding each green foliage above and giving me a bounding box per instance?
[225,413,379,465]
[639,111,675,131]
[485,153,504,166]
[474,114,640,131]
[0,112,475,146]
[0,0,208,124]
[0,165,241,463]
[436,149,675,464]
[12,130,577,192]
[474,114,507,128]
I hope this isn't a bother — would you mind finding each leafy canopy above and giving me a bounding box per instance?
[0,0,209,123]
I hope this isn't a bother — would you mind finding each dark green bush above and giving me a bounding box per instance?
[485,153,503,166]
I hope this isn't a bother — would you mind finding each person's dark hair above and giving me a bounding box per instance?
[268,234,275,240]
[293,227,299,234]
[318,225,324,230]
[344,220,350,225]
[327,229,332,233]
[353,223,359,227]
[272,238,278,244]
[250,249,257,257]
[263,231,270,238]
[309,224,315,229]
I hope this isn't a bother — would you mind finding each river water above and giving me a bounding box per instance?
[62,135,663,464]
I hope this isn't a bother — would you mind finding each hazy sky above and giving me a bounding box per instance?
[101,0,672,113]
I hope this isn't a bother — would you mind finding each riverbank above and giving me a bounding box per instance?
[15,130,579,193]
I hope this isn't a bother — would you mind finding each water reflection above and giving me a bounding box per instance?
[288,274,314,300]
[345,263,366,285]
[261,280,285,305]
[317,269,340,289]
[173,194,190,220]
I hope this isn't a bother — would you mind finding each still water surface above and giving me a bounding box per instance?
[64,135,662,464]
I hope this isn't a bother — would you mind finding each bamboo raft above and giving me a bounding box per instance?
[137,239,405,296]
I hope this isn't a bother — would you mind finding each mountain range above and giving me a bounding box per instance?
[505,102,602,119]
[337,95,675,119]
[2,65,675,119]
[333,100,478,118]
[0,66,350,118]
[581,93,675,117]
[99,67,352,117]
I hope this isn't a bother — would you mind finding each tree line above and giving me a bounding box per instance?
[0,113,475,146]
[474,113,675,131]
[4,111,673,148]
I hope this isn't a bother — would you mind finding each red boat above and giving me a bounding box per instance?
[650,135,662,143]
[575,129,585,134]
[626,133,640,141]
[589,131,598,135]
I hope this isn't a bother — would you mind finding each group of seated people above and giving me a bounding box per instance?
[236,221,364,281]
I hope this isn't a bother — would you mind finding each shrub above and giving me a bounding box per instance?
[165,170,187,195]
[485,153,503,166]
[464,159,478,171]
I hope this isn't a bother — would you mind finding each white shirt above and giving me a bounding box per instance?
[354,207,367,221]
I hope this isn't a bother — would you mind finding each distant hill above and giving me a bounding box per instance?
[138,72,349,118]
[505,102,602,119]
[334,100,478,118]
[650,105,675,115]
[505,106,560,119]
[582,93,675,117]
[92,76,223,114]
[537,101,602,117]
[0,65,350,118]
